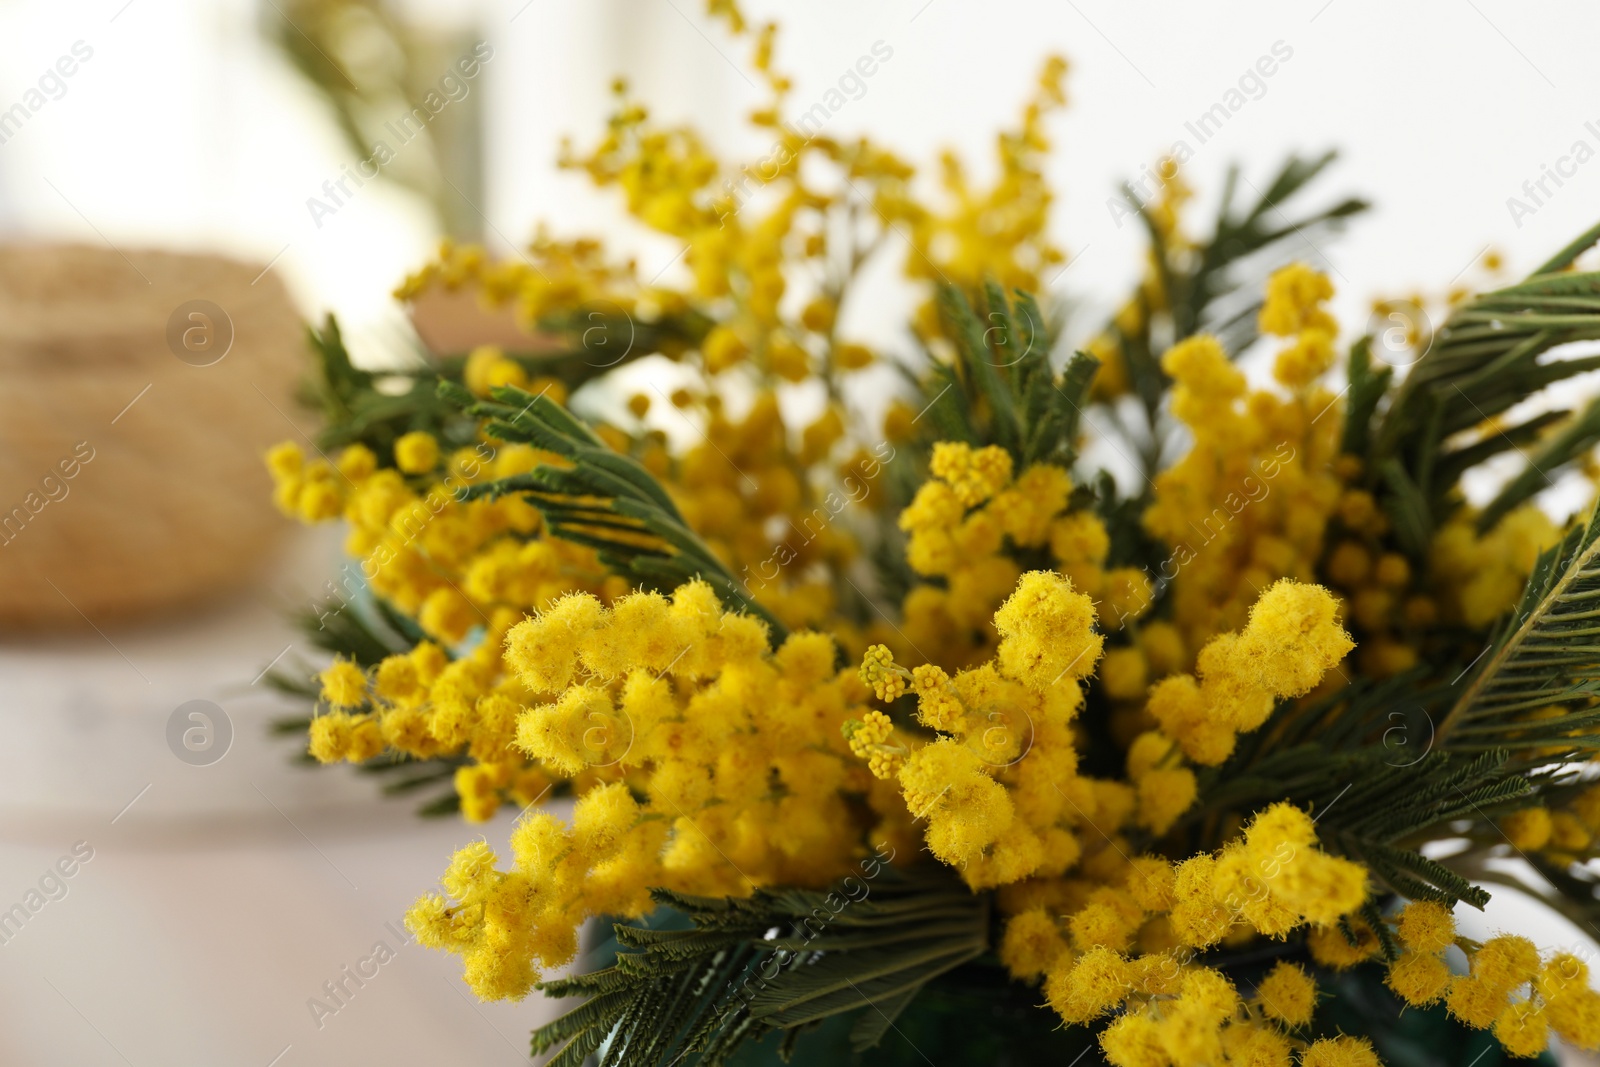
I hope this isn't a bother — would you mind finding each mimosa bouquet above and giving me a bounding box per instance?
[262,6,1600,1065]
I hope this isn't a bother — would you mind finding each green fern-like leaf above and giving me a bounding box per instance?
[1362,234,1600,550]
[297,309,710,462]
[924,285,1097,471]
[1197,740,1527,909]
[1151,150,1367,351]
[441,380,788,641]
[1440,502,1600,757]
[531,868,987,1067]
[1104,150,1365,482]
[265,589,467,815]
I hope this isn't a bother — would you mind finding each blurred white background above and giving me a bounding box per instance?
[5,0,1599,360]
[3,1,1600,1063]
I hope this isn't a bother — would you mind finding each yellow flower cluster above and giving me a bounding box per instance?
[1501,784,1600,866]
[1143,319,1346,659]
[1260,261,1338,340]
[663,390,872,635]
[843,708,903,780]
[266,431,619,821]
[396,230,658,340]
[265,433,599,631]
[851,571,1105,890]
[406,783,639,999]
[264,400,891,824]
[399,580,885,998]
[1323,477,1555,680]
[1145,579,1353,767]
[457,344,572,405]
[850,568,1360,1011]
[1260,262,1341,407]
[1320,506,1426,679]
[1094,969,1381,1067]
[893,441,1149,672]
[1003,803,1369,1066]
[851,437,1372,1052]
[261,7,1600,1063]
[309,641,549,821]
[1430,506,1560,628]
[1381,901,1600,1057]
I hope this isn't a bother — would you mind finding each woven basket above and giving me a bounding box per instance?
[0,244,304,629]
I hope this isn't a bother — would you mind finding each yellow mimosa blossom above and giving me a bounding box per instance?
[259,8,1600,1063]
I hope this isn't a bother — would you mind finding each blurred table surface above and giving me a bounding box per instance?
[0,526,567,1066]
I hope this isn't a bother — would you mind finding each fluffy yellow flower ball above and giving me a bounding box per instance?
[1501,806,1553,850]
[993,570,1103,691]
[997,907,1068,980]
[1494,1000,1549,1059]
[264,440,302,480]
[1099,1012,1165,1067]
[1387,951,1452,1006]
[318,657,368,708]
[503,593,605,693]
[394,430,440,474]
[1474,935,1540,993]
[1308,921,1380,970]
[1135,767,1196,836]
[930,441,1014,507]
[1395,900,1455,954]
[1299,1035,1380,1067]
[1162,334,1245,397]
[1045,945,1132,1023]
[1273,327,1337,389]
[1259,262,1336,338]
[1255,960,1317,1027]
[1229,579,1354,698]
[704,324,751,373]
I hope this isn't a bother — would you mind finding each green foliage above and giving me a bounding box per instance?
[1165,151,1367,347]
[297,312,706,462]
[1357,241,1600,556]
[261,582,468,816]
[1479,392,1600,533]
[1441,501,1600,757]
[1118,151,1367,421]
[441,380,788,640]
[1198,738,1526,909]
[297,316,482,458]
[919,284,1098,469]
[532,869,987,1067]
[1339,338,1391,461]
